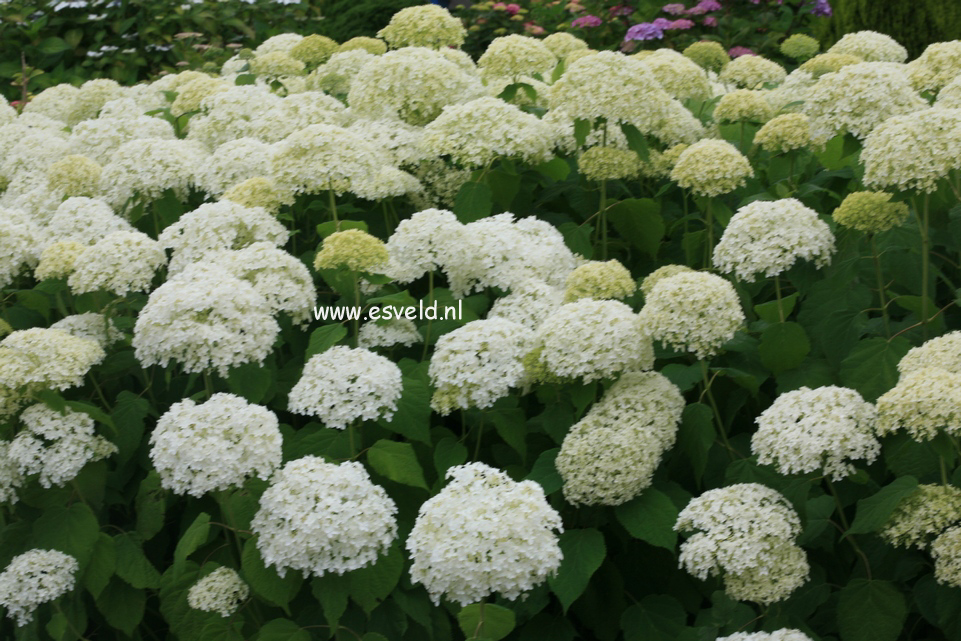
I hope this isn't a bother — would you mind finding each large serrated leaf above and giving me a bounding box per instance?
[548,529,606,612]
[839,337,911,402]
[457,603,516,641]
[847,476,918,536]
[838,579,907,641]
[615,489,679,551]
[367,439,429,490]
[759,322,810,373]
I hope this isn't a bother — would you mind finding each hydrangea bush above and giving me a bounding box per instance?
[2,8,961,641]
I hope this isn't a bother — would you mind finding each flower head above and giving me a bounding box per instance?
[670,139,753,197]
[0,550,78,626]
[188,568,250,617]
[377,5,466,49]
[832,191,909,234]
[881,484,961,549]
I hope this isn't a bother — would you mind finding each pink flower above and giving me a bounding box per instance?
[505,3,521,14]
[572,14,603,27]
[728,46,756,58]
[687,0,721,13]
[662,2,686,14]
[703,15,717,26]
[668,18,694,29]
[525,21,547,34]
[609,5,633,16]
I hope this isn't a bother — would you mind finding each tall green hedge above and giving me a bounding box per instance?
[818,0,961,58]
[316,0,420,43]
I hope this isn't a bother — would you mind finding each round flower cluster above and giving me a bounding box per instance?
[478,34,556,81]
[799,52,863,77]
[932,526,961,587]
[0,549,78,626]
[150,393,282,497]
[640,264,693,296]
[780,34,820,61]
[429,318,534,415]
[34,241,85,281]
[899,331,961,375]
[719,631,814,641]
[252,457,398,577]
[880,484,961,549]
[675,483,809,604]
[543,32,588,58]
[563,259,636,302]
[638,270,744,360]
[752,386,880,480]
[719,55,786,89]
[861,108,961,193]
[68,231,166,296]
[99,137,206,208]
[876,367,961,440]
[385,208,462,283]
[196,138,270,197]
[377,5,466,49]
[556,371,684,505]
[0,328,105,394]
[288,346,403,428]
[337,36,387,55]
[47,154,102,197]
[45,197,132,247]
[289,34,339,68]
[50,313,122,349]
[187,567,250,617]
[683,41,730,72]
[222,176,294,214]
[0,208,41,288]
[358,319,423,350]
[670,139,754,197]
[133,263,280,377]
[577,146,640,181]
[713,198,835,282]
[310,50,376,96]
[420,97,554,168]
[713,90,775,124]
[907,41,961,92]
[158,200,288,274]
[170,75,227,117]
[314,229,388,273]
[8,404,116,488]
[754,113,812,153]
[831,191,910,234]
[406,462,563,605]
[804,62,927,142]
[937,74,961,108]
[637,50,712,102]
[827,30,908,63]
[527,299,654,382]
[487,280,564,330]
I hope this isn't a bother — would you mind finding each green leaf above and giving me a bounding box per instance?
[114,534,162,589]
[242,539,303,610]
[838,579,907,641]
[96,577,145,635]
[621,595,686,641]
[46,613,68,641]
[37,37,71,54]
[487,170,521,210]
[606,198,664,258]
[754,293,799,324]
[32,503,99,565]
[235,73,257,85]
[847,476,918,536]
[526,448,562,496]
[615,489,679,551]
[63,400,114,430]
[227,362,274,404]
[676,403,715,484]
[173,513,211,575]
[454,181,493,223]
[573,118,592,147]
[347,544,403,614]
[305,324,348,360]
[316,220,367,238]
[457,603,516,641]
[434,437,468,479]
[256,619,310,641]
[202,618,246,641]
[533,158,570,182]
[136,471,166,540]
[549,529,606,612]
[379,360,431,444]
[619,123,650,162]
[490,406,527,460]
[367,440,429,490]
[759,322,810,373]
[112,391,150,463]
[311,573,349,630]
[82,534,116,599]
[840,337,912,402]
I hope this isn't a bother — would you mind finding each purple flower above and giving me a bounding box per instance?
[728,46,755,58]
[572,14,603,27]
[651,17,673,27]
[609,4,633,16]
[809,0,831,16]
[661,2,686,14]
[625,22,666,41]
[702,15,717,26]
[668,18,694,29]
[687,0,721,14]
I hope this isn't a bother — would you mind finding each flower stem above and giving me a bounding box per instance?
[826,478,872,580]
[870,234,891,338]
[700,360,736,459]
[774,274,785,323]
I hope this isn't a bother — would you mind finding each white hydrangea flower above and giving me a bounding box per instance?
[0,328,105,393]
[310,50,377,96]
[358,319,423,349]
[255,33,304,56]
[713,198,835,282]
[638,49,712,102]
[49,313,123,349]
[99,137,206,209]
[385,208,464,284]
[907,41,961,93]
[638,271,744,360]
[719,630,814,641]
[288,346,403,428]
[347,47,486,126]
[478,34,556,82]
[429,318,534,415]
[377,5,465,49]
[0,549,78,626]
[876,367,961,440]
[346,118,428,167]
[804,62,926,142]
[827,31,908,63]
[557,371,684,506]
[8,404,116,488]
[420,96,555,168]
[719,55,787,89]
[406,462,563,606]
[249,92,348,144]
[68,230,166,296]
[133,263,280,377]
[34,240,87,282]
[670,139,754,197]
[862,108,961,193]
[0,207,42,288]
[207,243,316,326]
[487,279,565,330]
[186,85,282,150]
[68,113,175,165]
[150,393,282,497]
[932,526,961,588]
[158,201,288,274]
[251,457,397,577]
[187,567,249,617]
[880,484,961,549]
[68,78,125,125]
[528,299,654,382]
[197,138,271,197]
[43,197,133,248]
[0,442,21,504]
[899,331,961,375]
[676,483,808,604]
[752,386,879,480]
[543,32,588,58]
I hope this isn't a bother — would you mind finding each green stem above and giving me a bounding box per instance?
[920,193,931,338]
[600,178,608,260]
[471,600,487,640]
[351,271,361,348]
[826,478,872,580]
[870,234,891,338]
[422,270,435,360]
[699,360,736,459]
[774,274,785,323]
[329,188,338,226]
[203,370,214,400]
[349,421,358,459]
[941,455,949,485]
[473,412,485,461]
[705,199,714,269]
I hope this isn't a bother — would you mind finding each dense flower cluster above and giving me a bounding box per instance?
[881,484,961,549]
[406,463,562,605]
[670,139,753,196]
[754,113,812,153]
[861,108,961,192]
[876,367,961,440]
[719,55,786,89]
[187,567,250,617]
[252,457,398,577]
[314,229,388,272]
[827,30,908,62]
[563,259,636,302]
[932,526,961,587]
[832,191,910,233]
[0,549,78,626]
[377,5,466,49]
